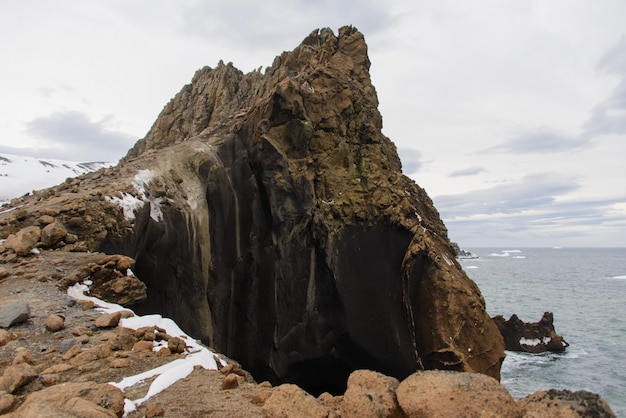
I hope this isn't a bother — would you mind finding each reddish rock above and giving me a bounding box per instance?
[0,392,15,414]
[168,337,186,353]
[340,369,402,418]
[94,311,122,328]
[12,351,34,365]
[262,384,329,418]
[61,344,82,360]
[396,370,521,418]
[11,381,124,418]
[0,267,9,280]
[45,313,65,332]
[0,364,38,394]
[40,221,67,247]
[3,226,41,256]
[110,358,131,368]
[221,373,239,390]
[133,340,154,352]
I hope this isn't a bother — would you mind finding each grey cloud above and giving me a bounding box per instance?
[583,35,626,136]
[397,147,424,174]
[486,128,591,154]
[15,111,136,162]
[488,36,626,155]
[434,172,580,217]
[449,166,486,177]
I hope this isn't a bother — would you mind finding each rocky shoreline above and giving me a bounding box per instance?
[0,249,616,417]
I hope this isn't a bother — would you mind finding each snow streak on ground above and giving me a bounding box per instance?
[67,282,225,416]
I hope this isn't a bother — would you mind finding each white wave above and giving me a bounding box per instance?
[611,275,626,279]
[465,265,479,269]
[512,256,526,259]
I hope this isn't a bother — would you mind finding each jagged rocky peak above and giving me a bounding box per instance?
[0,26,505,394]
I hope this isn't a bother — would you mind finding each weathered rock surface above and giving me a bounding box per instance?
[396,370,521,418]
[262,383,329,418]
[0,301,31,328]
[3,226,40,256]
[340,369,402,418]
[11,381,125,418]
[1,26,504,393]
[518,389,616,417]
[493,312,569,353]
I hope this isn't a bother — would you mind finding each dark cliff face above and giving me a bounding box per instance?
[98,26,505,393]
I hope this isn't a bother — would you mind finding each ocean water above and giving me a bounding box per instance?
[460,247,626,417]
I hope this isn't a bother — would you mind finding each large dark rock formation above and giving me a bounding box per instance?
[0,26,504,393]
[493,312,569,354]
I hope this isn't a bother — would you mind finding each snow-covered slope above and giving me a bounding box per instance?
[0,153,112,203]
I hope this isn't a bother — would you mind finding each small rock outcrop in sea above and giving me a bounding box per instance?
[451,242,479,259]
[0,26,504,393]
[492,311,569,353]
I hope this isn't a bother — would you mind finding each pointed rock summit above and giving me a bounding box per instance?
[0,26,504,393]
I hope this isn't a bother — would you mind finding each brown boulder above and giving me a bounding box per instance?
[262,384,330,418]
[94,311,122,328]
[518,389,616,417]
[41,221,68,247]
[0,364,38,394]
[3,226,41,256]
[11,381,124,418]
[221,373,239,390]
[0,267,9,279]
[396,370,521,418]
[45,313,65,332]
[340,369,402,418]
[167,336,186,353]
[0,391,15,414]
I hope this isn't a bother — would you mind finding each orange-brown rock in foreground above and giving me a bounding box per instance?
[10,381,124,418]
[518,389,616,418]
[396,370,521,418]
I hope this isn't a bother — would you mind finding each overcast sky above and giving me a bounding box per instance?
[1,1,625,247]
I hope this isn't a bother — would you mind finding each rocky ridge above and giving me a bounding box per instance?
[0,25,616,416]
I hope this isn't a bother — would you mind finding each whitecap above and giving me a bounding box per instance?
[611,275,626,279]
[512,256,526,259]
[465,266,479,269]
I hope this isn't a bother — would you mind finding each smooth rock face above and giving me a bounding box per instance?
[396,370,521,418]
[492,312,569,353]
[0,301,31,328]
[518,389,616,418]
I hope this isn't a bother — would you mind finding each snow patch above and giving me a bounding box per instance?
[67,282,226,416]
[106,169,164,222]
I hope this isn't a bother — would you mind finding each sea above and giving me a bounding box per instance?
[459,247,626,417]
